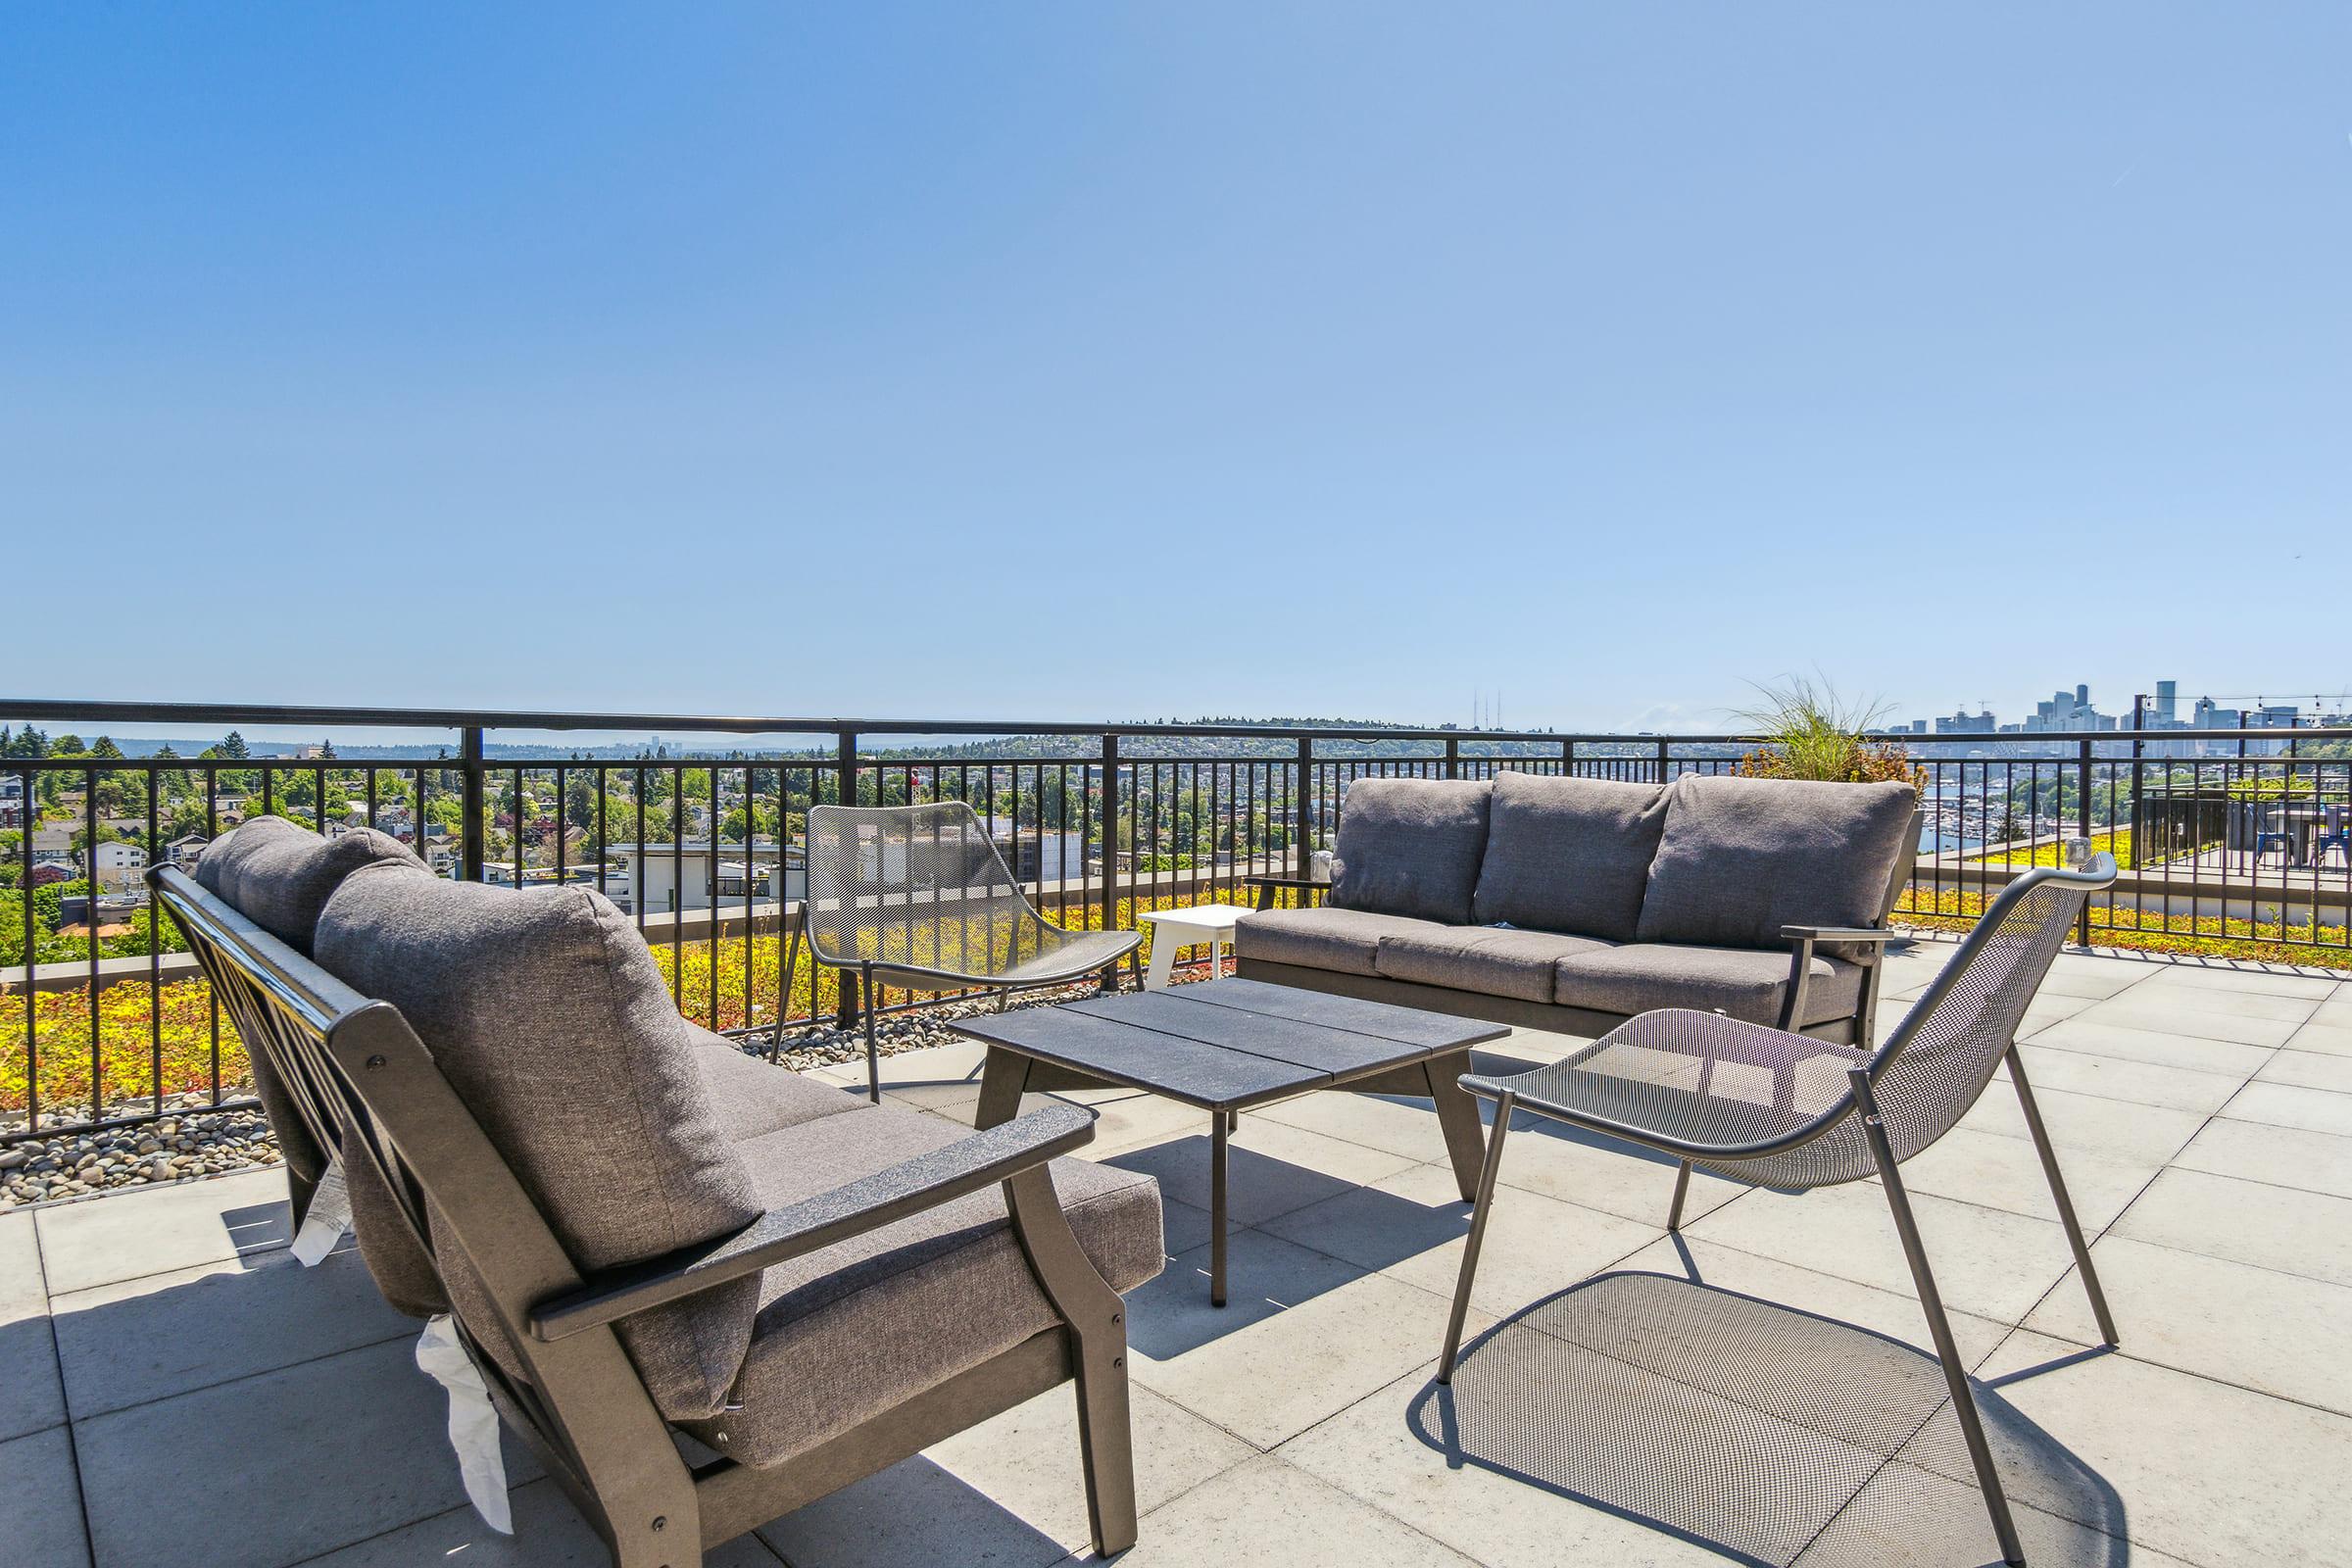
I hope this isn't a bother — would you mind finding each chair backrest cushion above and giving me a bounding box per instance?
[315,861,763,1420]
[1635,775,1919,952]
[190,816,426,1197]
[1470,773,1668,941]
[1328,778,1493,926]
[195,815,423,954]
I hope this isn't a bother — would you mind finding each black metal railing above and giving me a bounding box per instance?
[4,699,2347,1143]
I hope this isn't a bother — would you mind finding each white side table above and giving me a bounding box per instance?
[1137,903,1255,991]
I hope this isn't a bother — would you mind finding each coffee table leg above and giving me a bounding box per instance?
[1210,1110,1229,1307]
[1426,1052,1488,1202]
[976,1049,1031,1129]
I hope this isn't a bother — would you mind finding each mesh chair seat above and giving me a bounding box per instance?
[791,803,1144,1099]
[1466,1009,1877,1189]
[804,804,1141,993]
[1439,851,2124,1568]
[872,928,1143,990]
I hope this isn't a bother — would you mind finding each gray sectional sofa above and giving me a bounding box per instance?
[1237,772,1919,1045]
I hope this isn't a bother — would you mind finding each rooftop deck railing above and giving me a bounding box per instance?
[5,699,2348,1143]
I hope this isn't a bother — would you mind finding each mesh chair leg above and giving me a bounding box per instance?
[1439,1092,1515,1384]
[1850,1068,2027,1567]
[2006,1047,2120,1346]
[1666,1161,1693,1231]
[859,966,881,1104]
[767,923,805,1062]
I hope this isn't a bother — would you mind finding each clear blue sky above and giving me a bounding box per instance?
[7,3,2347,736]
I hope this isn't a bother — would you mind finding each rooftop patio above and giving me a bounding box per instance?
[7,939,2347,1568]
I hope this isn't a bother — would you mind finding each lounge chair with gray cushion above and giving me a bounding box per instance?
[156,823,1162,1567]
[787,803,1145,1100]
[1240,772,1920,1047]
[1437,850,2122,1568]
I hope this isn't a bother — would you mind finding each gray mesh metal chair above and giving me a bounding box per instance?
[780,803,1143,1100]
[1438,850,2122,1568]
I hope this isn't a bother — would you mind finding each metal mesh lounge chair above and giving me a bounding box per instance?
[782,804,1144,1100]
[1438,849,2122,1568]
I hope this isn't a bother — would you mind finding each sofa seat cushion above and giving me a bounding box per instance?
[1375,925,1613,1004]
[1471,774,1669,942]
[691,1030,862,1143]
[1553,944,1863,1028]
[1636,775,1917,952]
[682,1102,1163,1468]
[1234,906,1455,977]
[1328,777,1494,925]
[316,863,763,1422]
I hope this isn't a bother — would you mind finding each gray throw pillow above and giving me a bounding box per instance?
[314,862,763,1420]
[1470,773,1667,941]
[1327,778,1493,926]
[193,815,422,955]
[1635,775,1918,951]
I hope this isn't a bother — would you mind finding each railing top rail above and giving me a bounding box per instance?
[4,698,2349,747]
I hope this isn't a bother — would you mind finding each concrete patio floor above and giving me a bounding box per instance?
[7,941,2351,1567]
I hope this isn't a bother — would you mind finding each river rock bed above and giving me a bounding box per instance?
[1,1104,281,1210]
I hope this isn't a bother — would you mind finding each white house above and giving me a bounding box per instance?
[600,840,804,915]
[89,839,149,892]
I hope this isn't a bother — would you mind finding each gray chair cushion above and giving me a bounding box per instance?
[337,1104,450,1320]
[315,862,763,1421]
[192,816,425,1196]
[690,1030,864,1143]
[1470,774,1668,941]
[1553,943,1863,1027]
[194,815,423,955]
[1327,778,1493,925]
[1375,924,1613,1004]
[682,1101,1163,1468]
[1636,776,1918,952]
[334,1029,853,1323]
[1234,906,1456,976]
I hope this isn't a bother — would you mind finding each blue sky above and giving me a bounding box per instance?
[6,3,2347,736]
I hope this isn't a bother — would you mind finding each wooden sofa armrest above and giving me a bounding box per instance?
[1245,875,1334,911]
[1777,925,1902,1038]
[529,1102,1098,1341]
[1780,924,1901,946]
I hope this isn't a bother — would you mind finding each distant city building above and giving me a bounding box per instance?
[1935,710,1997,736]
[2011,684,2117,734]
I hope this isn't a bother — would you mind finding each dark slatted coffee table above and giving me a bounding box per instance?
[951,977,1507,1305]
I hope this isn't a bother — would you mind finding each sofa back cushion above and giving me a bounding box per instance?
[1470,773,1668,941]
[1328,778,1493,926]
[1635,775,1918,952]
[194,815,423,955]
[315,862,763,1420]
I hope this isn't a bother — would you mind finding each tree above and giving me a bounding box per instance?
[219,731,251,760]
